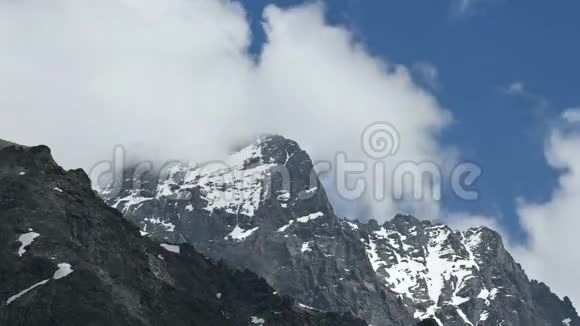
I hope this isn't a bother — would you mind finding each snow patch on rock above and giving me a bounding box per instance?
[144,217,175,232]
[277,220,294,232]
[225,225,259,241]
[301,241,312,253]
[296,212,324,223]
[6,279,49,305]
[6,263,74,305]
[364,222,499,325]
[250,316,265,325]
[112,190,153,214]
[53,263,74,280]
[160,243,180,254]
[17,231,40,257]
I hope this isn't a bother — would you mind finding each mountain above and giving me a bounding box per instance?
[360,215,579,325]
[0,138,26,150]
[106,135,580,326]
[0,141,366,326]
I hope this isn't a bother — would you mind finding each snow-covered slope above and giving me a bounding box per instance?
[106,138,281,237]
[106,135,580,326]
[358,214,580,325]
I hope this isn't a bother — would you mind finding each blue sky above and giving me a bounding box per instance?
[243,0,580,242]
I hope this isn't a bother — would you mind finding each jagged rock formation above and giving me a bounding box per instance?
[0,142,366,326]
[361,215,579,325]
[106,135,580,326]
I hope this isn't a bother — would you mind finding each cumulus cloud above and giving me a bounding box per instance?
[0,0,254,167]
[0,0,451,221]
[513,108,580,306]
[255,4,453,220]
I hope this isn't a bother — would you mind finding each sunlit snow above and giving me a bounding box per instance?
[365,223,500,325]
[155,141,276,217]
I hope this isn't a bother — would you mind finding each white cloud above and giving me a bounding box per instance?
[255,4,452,220]
[453,0,492,15]
[446,212,506,234]
[503,81,550,109]
[562,108,580,123]
[505,81,527,95]
[0,0,254,167]
[514,108,580,306]
[0,0,451,221]
[412,62,440,89]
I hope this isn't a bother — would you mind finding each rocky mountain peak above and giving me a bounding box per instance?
[105,135,580,326]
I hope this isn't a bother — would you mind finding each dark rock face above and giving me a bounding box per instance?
[0,143,366,326]
[0,138,26,150]
[106,135,580,326]
[417,319,440,326]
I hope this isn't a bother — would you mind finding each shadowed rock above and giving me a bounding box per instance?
[417,319,439,326]
[0,138,27,150]
[0,143,366,326]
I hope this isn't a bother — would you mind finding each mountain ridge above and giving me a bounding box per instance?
[106,135,580,326]
[0,140,366,326]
